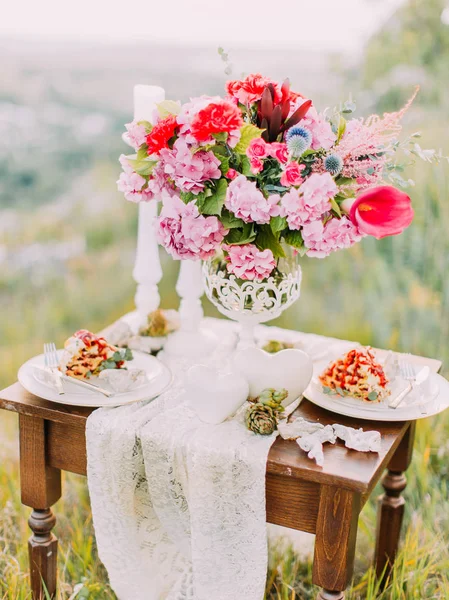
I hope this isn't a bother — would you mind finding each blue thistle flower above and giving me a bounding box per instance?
[287,135,309,157]
[285,126,312,145]
[324,153,343,176]
[285,126,312,157]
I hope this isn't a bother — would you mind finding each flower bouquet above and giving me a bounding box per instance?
[118,73,432,340]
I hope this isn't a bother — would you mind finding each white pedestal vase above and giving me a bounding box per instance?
[202,246,302,349]
[162,260,219,361]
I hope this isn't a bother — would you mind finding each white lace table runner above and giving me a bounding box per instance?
[86,320,356,600]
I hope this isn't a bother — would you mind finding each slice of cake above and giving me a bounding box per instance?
[59,329,133,379]
[319,347,390,402]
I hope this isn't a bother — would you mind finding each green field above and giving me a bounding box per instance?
[2,0,449,597]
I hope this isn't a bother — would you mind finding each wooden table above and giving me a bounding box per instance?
[1,364,439,600]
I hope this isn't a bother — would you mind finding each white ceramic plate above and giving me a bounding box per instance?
[304,355,449,421]
[18,350,173,408]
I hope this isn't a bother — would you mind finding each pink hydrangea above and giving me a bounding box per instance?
[146,161,176,198]
[281,173,338,228]
[302,217,363,258]
[156,195,227,260]
[225,244,276,281]
[160,138,221,195]
[119,154,134,174]
[125,121,147,150]
[117,170,147,203]
[225,175,281,224]
[291,100,336,151]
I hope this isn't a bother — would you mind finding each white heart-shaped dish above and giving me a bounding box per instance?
[232,347,313,406]
[186,364,249,424]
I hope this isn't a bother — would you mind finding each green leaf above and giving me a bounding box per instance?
[255,225,286,259]
[218,156,230,176]
[337,115,346,142]
[234,124,264,154]
[137,146,149,161]
[137,120,153,133]
[210,145,229,158]
[112,351,122,362]
[330,198,342,217]
[127,158,157,177]
[212,132,228,143]
[336,176,354,186]
[282,229,305,254]
[335,386,345,396]
[367,391,378,402]
[156,100,181,118]
[270,215,287,233]
[103,359,118,369]
[197,179,228,215]
[225,223,256,245]
[240,156,252,176]
[220,209,245,229]
[124,348,133,361]
[180,190,208,205]
[264,184,289,194]
[322,386,332,394]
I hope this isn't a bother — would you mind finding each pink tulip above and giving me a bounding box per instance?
[348,186,414,239]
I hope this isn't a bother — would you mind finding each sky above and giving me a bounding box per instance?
[1,0,406,52]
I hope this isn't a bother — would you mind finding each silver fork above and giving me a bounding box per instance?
[399,355,428,414]
[44,342,64,395]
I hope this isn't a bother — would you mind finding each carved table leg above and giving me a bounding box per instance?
[19,415,62,599]
[28,509,58,598]
[374,422,416,586]
[313,485,361,600]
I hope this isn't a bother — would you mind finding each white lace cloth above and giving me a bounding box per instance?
[86,320,357,600]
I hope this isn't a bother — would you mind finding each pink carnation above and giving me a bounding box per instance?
[125,121,147,150]
[117,171,147,203]
[225,175,281,224]
[160,138,221,195]
[225,244,276,281]
[281,173,338,228]
[157,195,227,260]
[302,217,363,258]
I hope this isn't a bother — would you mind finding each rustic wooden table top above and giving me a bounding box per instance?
[0,381,413,493]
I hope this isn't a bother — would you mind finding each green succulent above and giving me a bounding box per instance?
[246,403,278,435]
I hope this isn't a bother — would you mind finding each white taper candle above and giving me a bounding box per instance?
[132,85,165,320]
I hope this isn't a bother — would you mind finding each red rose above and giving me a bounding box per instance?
[190,100,243,142]
[226,73,281,105]
[346,185,414,239]
[146,115,178,155]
